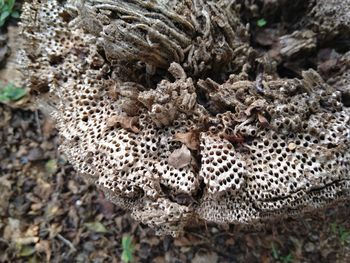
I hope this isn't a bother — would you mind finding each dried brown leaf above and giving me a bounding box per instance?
[192,251,218,263]
[106,115,140,133]
[153,256,166,263]
[97,192,115,219]
[147,237,161,246]
[260,252,271,263]
[30,203,43,211]
[48,223,62,239]
[42,117,56,138]
[168,145,192,169]
[34,178,52,201]
[15,237,40,245]
[68,180,79,194]
[25,225,39,239]
[173,130,200,151]
[222,134,245,143]
[225,238,235,246]
[257,112,270,127]
[3,218,21,241]
[35,240,52,262]
[0,175,12,188]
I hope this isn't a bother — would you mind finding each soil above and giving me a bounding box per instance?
[1,1,350,263]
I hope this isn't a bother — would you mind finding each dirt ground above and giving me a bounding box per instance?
[1,1,350,262]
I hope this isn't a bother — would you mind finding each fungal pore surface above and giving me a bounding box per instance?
[20,0,350,235]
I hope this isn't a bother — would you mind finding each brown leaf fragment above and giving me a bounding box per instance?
[35,240,51,262]
[168,145,192,169]
[174,234,204,247]
[173,130,200,150]
[15,236,40,245]
[192,251,218,263]
[68,180,79,194]
[153,256,166,263]
[97,191,115,219]
[244,99,267,116]
[48,223,62,239]
[260,252,271,263]
[42,117,56,138]
[222,134,245,144]
[106,115,140,133]
[121,99,142,116]
[257,112,270,127]
[0,175,12,188]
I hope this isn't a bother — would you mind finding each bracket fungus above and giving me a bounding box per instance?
[20,0,350,236]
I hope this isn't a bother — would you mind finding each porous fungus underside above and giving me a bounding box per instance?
[20,0,350,235]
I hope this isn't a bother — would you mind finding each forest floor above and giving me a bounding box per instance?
[1,1,350,263]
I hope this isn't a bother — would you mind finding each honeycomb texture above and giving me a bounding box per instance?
[309,0,350,41]
[20,0,350,235]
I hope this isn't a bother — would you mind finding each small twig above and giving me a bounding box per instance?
[57,234,77,253]
[35,110,42,138]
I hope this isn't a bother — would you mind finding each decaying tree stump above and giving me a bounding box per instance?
[19,0,349,235]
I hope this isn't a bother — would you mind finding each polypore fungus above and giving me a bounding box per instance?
[20,0,350,235]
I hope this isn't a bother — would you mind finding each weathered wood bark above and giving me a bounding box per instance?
[19,0,350,236]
